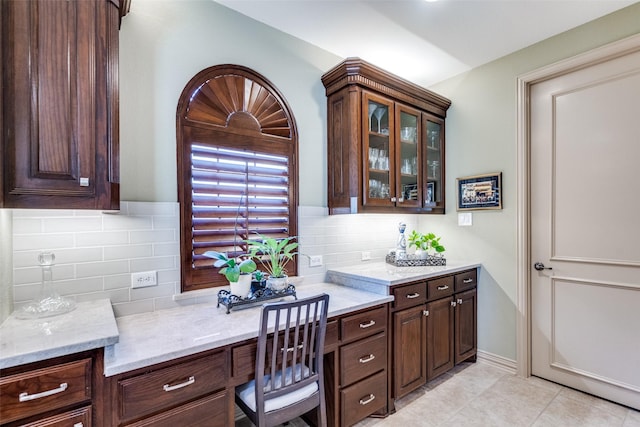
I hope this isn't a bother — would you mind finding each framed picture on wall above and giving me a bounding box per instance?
[456,172,502,210]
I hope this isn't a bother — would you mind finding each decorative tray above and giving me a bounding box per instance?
[385,251,446,267]
[217,284,297,314]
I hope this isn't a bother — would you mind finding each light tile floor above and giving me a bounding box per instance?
[236,361,640,426]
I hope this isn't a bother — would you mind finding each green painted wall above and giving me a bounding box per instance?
[423,3,640,360]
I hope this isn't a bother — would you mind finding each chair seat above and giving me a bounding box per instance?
[236,364,319,413]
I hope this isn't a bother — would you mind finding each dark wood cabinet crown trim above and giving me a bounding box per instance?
[321,57,451,118]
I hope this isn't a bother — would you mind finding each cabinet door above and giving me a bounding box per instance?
[1,0,119,209]
[426,297,454,380]
[455,288,478,364]
[362,92,395,207]
[422,113,445,213]
[393,305,427,398]
[395,104,422,208]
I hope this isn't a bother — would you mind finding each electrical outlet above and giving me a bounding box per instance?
[131,271,157,288]
[361,251,372,261]
[309,255,323,267]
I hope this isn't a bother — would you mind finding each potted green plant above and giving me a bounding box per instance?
[202,251,256,297]
[407,231,445,258]
[246,234,298,291]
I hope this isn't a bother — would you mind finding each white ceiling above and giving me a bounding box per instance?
[214,0,637,87]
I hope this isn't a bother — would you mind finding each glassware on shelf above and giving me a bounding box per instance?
[428,129,439,148]
[400,127,416,143]
[430,160,440,178]
[368,104,378,132]
[15,252,76,319]
[373,106,385,133]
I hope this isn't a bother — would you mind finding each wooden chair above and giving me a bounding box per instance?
[235,294,330,427]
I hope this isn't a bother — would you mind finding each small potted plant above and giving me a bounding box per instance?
[246,234,298,291]
[251,270,267,293]
[408,231,446,258]
[202,251,256,297]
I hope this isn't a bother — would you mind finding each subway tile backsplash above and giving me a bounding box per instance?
[12,202,418,317]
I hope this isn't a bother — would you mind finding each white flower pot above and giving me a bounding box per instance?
[229,274,252,298]
[415,249,428,259]
[267,275,288,292]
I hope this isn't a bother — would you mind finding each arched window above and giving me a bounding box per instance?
[176,65,299,292]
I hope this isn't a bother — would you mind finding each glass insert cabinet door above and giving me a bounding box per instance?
[396,105,421,208]
[424,114,444,209]
[364,93,394,206]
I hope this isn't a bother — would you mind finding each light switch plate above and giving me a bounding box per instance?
[458,212,473,226]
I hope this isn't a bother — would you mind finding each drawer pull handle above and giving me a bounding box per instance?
[163,376,195,392]
[406,292,420,299]
[19,383,68,402]
[359,393,376,406]
[359,320,376,329]
[437,285,449,291]
[359,354,376,364]
[463,278,473,284]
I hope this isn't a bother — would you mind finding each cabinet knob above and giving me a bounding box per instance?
[457,298,463,305]
[451,301,457,307]
[79,177,89,187]
[423,310,429,316]
[391,197,397,202]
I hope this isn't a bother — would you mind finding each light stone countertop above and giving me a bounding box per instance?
[328,261,481,295]
[103,282,393,376]
[0,299,119,369]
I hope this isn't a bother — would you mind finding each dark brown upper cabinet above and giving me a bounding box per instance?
[1,0,126,209]
[321,58,451,214]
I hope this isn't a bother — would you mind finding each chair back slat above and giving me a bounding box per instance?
[255,294,329,404]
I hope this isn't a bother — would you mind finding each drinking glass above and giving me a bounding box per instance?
[368,104,378,132]
[373,107,385,133]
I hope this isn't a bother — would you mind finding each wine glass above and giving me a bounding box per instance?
[373,107,385,133]
[368,104,377,132]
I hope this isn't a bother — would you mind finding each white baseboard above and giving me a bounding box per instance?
[477,350,517,375]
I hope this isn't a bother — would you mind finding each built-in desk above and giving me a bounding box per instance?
[103,282,393,427]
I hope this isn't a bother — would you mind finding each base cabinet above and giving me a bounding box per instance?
[337,306,388,426]
[426,297,454,380]
[391,269,478,400]
[0,350,102,427]
[107,349,229,427]
[393,305,427,398]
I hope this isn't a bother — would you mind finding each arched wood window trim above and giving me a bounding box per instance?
[176,65,299,292]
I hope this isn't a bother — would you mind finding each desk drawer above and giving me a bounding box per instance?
[393,282,427,310]
[18,406,91,427]
[340,306,386,343]
[0,359,91,424]
[455,269,477,292]
[340,370,387,427]
[427,275,454,300]
[340,332,387,387]
[127,390,228,427]
[118,351,227,422]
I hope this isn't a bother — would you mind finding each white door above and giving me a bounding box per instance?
[530,46,640,410]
